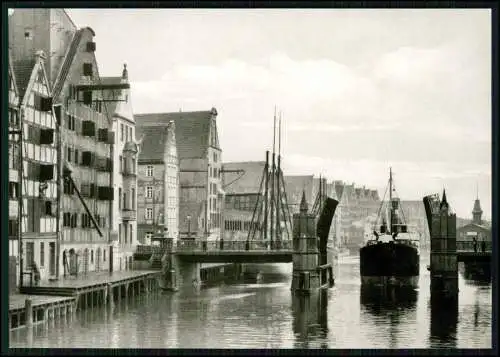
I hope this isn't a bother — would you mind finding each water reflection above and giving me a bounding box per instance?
[359,286,418,349]
[292,289,329,348]
[428,296,458,348]
[8,259,491,349]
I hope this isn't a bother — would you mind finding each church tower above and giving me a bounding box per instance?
[472,195,483,225]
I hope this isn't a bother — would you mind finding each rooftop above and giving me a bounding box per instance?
[135,109,218,160]
[222,161,266,195]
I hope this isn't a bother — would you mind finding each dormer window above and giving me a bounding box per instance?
[24,28,33,39]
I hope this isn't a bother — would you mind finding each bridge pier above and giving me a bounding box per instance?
[161,253,201,291]
[425,191,458,303]
[291,193,321,294]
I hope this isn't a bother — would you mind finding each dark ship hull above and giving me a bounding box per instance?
[360,241,420,288]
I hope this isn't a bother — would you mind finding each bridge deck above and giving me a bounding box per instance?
[176,250,293,263]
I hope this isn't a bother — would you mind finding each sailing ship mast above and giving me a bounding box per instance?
[270,107,276,245]
[389,167,392,234]
[246,107,292,243]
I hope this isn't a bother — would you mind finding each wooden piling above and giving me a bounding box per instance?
[107,284,114,308]
[25,299,33,328]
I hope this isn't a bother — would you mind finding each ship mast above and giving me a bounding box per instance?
[389,167,392,234]
[270,106,277,246]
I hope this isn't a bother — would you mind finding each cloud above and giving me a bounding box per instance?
[129,47,491,218]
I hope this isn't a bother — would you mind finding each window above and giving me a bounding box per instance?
[123,192,127,210]
[146,186,153,199]
[120,124,124,142]
[91,250,94,264]
[119,155,123,173]
[45,201,52,216]
[24,28,33,39]
[103,249,106,262]
[146,208,153,220]
[9,182,18,199]
[131,187,136,210]
[118,188,122,209]
[146,165,153,177]
[26,242,34,269]
[40,242,45,267]
[83,63,93,77]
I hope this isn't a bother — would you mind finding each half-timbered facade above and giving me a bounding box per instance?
[10,50,59,284]
[9,51,21,292]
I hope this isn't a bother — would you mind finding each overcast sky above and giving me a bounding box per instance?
[57,9,492,219]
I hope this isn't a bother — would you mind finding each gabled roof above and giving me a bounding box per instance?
[52,28,84,99]
[222,161,266,195]
[135,109,218,160]
[458,222,491,232]
[12,59,36,100]
[136,126,172,163]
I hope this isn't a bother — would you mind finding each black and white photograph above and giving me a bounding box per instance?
[6,5,494,350]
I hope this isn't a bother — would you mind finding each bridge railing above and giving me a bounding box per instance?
[136,239,293,255]
[456,240,492,252]
[175,239,293,252]
[135,245,164,255]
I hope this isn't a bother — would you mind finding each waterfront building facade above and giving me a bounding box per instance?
[8,53,20,291]
[9,51,58,284]
[9,50,59,285]
[135,108,223,241]
[136,122,180,244]
[10,9,124,277]
[101,65,139,270]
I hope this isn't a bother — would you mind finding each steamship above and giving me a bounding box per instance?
[359,168,420,288]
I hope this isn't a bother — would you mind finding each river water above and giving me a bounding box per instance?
[10,255,492,349]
